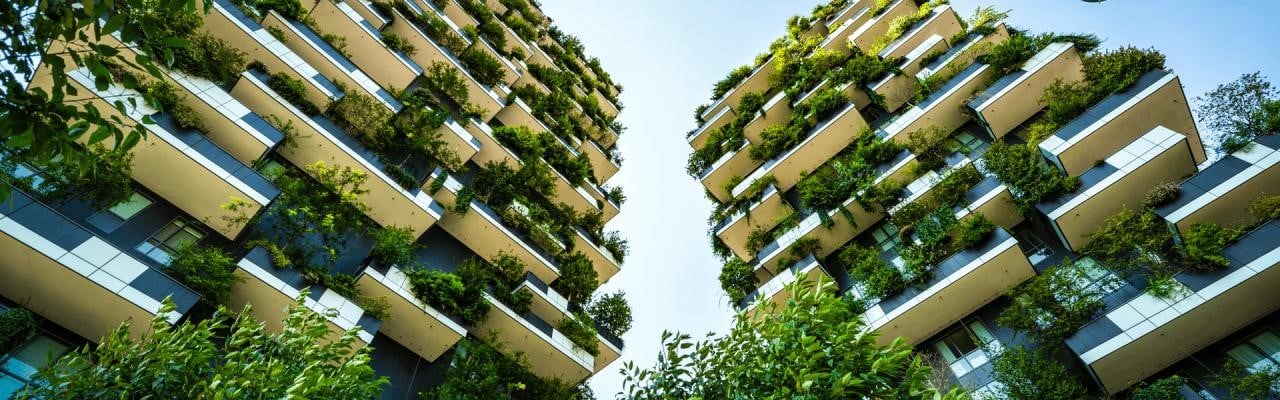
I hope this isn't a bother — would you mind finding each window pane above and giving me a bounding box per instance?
[0,373,24,400]
[968,321,997,345]
[943,328,978,356]
[107,193,152,220]
[3,336,69,379]
[1249,332,1280,362]
[933,341,958,363]
[1227,345,1270,371]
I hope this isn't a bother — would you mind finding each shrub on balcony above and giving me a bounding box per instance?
[376,32,416,56]
[989,347,1089,400]
[685,92,766,176]
[867,0,948,55]
[1,144,135,209]
[422,61,485,121]
[981,141,1079,214]
[493,126,594,185]
[456,0,508,51]
[459,47,505,87]
[841,244,905,300]
[164,244,243,307]
[258,162,370,276]
[248,0,308,21]
[719,258,756,304]
[0,308,36,354]
[1253,193,1280,221]
[424,338,592,399]
[171,34,248,86]
[749,88,849,162]
[953,214,995,249]
[710,65,753,101]
[140,80,205,132]
[587,291,632,337]
[369,226,418,266]
[1182,222,1236,271]
[796,132,903,217]
[551,252,598,308]
[394,2,467,54]
[1142,181,1180,208]
[404,268,487,323]
[1212,359,1280,400]
[997,263,1107,344]
[267,72,320,115]
[328,92,393,146]
[1082,209,1178,277]
[558,312,600,356]
[502,12,538,42]
[1131,376,1188,400]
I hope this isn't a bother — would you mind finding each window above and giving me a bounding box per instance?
[256,159,288,182]
[0,334,72,398]
[1017,231,1054,265]
[106,192,153,220]
[1227,331,1280,372]
[1068,257,1125,296]
[136,218,206,264]
[930,319,1001,377]
[945,132,983,156]
[869,224,902,253]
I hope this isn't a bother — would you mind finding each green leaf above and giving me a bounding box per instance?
[87,125,112,145]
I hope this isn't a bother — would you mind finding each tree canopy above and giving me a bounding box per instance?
[618,279,964,400]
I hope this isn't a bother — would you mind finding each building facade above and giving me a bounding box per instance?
[1,0,628,397]
[689,0,1279,398]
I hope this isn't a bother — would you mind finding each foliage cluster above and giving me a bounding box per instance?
[423,338,590,399]
[586,291,632,337]
[267,71,320,115]
[164,244,243,306]
[996,262,1111,344]
[988,347,1090,400]
[980,140,1079,213]
[795,131,905,220]
[557,312,600,356]
[686,92,768,176]
[749,87,850,161]
[0,308,36,354]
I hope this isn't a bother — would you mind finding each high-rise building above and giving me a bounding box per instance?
[1,0,627,397]
[688,0,1279,397]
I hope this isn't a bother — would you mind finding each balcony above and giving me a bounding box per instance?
[495,98,554,134]
[460,120,525,168]
[527,43,561,72]
[876,5,963,62]
[469,37,521,86]
[1037,126,1199,252]
[688,105,736,150]
[1064,220,1280,394]
[716,184,791,261]
[581,183,622,223]
[205,0,341,109]
[232,247,381,346]
[473,292,595,382]
[379,8,507,121]
[593,88,620,119]
[1038,70,1205,176]
[1157,136,1280,235]
[572,227,622,284]
[847,0,916,52]
[816,0,875,55]
[154,66,288,166]
[956,175,1024,230]
[0,187,200,342]
[231,70,448,237]
[969,42,1085,139]
[737,255,833,317]
[915,23,1010,81]
[53,69,280,239]
[869,34,945,112]
[878,63,995,144]
[699,57,777,124]
[516,273,623,372]
[428,170,562,283]
[309,0,424,90]
[700,142,757,203]
[864,228,1033,346]
[743,92,793,144]
[262,11,402,113]
[355,263,466,361]
[730,103,869,196]
[579,139,620,183]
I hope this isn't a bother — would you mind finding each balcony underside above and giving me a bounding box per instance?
[357,266,467,361]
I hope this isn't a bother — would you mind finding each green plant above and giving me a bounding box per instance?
[267,72,320,115]
[551,252,599,308]
[953,214,996,249]
[327,91,393,146]
[841,244,905,300]
[404,268,484,323]
[586,291,632,336]
[619,280,964,399]
[710,65,752,100]
[422,338,586,399]
[164,244,243,306]
[1082,209,1177,278]
[558,312,599,356]
[1,144,136,209]
[988,347,1088,400]
[459,47,505,87]
[1182,222,1236,271]
[981,141,1079,214]
[171,34,247,86]
[1143,181,1180,208]
[266,26,287,43]
[1196,72,1280,155]
[1252,194,1280,221]
[1213,359,1280,400]
[319,32,351,58]
[719,258,756,303]
[1131,375,1187,400]
[22,295,387,398]
[379,32,416,56]
[0,308,36,354]
[748,88,849,162]
[141,80,205,132]
[369,226,418,266]
[997,263,1108,344]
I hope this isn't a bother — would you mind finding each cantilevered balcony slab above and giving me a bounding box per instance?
[743,92,794,144]
[847,0,916,52]
[581,183,622,223]
[1037,126,1198,252]
[309,0,424,90]
[55,70,279,239]
[579,139,620,183]
[159,69,287,165]
[1038,70,1205,176]
[437,0,479,29]
[715,184,791,261]
[969,42,1084,139]
[956,175,1023,230]
[461,120,524,168]
[731,103,869,197]
[1065,221,1280,394]
[915,23,1010,81]
[738,255,832,317]
[382,9,506,121]
[876,6,963,62]
[263,11,402,113]
[1157,136,1280,234]
[469,37,521,86]
[232,247,381,346]
[700,142,759,202]
[865,228,1032,346]
[878,63,995,144]
[817,1,875,55]
[572,227,622,284]
[474,292,595,383]
[870,34,946,112]
[495,97,554,134]
[700,57,777,123]
[356,263,467,361]
[593,88,620,119]
[429,171,562,283]
[0,188,199,342]
[688,106,736,150]
[205,0,341,109]
[515,273,624,372]
[232,70,447,237]
[528,43,561,72]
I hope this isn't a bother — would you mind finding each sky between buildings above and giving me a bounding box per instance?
[533,0,1280,396]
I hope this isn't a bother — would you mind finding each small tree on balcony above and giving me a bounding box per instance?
[620,280,964,399]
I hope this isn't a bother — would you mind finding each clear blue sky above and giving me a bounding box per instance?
[534,0,1280,397]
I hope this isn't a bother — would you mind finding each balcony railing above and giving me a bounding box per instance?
[430,170,562,283]
[968,42,1084,139]
[0,186,200,342]
[730,102,868,196]
[1064,220,1280,394]
[1156,136,1280,235]
[356,262,467,361]
[233,247,381,346]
